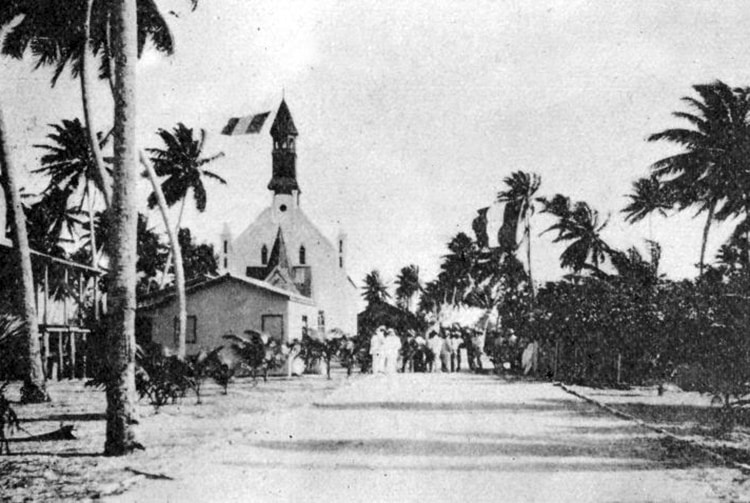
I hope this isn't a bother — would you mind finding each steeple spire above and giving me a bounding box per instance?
[268,99,300,195]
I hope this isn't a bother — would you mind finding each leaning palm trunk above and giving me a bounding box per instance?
[141,153,186,358]
[81,0,112,208]
[158,196,187,289]
[525,215,534,302]
[104,0,141,456]
[0,105,48,403]
[699,202,715,278]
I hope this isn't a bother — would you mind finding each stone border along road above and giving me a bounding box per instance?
[109,372,744,503]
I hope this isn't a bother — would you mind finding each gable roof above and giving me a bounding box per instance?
[138,272,315,311]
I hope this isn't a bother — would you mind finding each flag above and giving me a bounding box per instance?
[473,201,522,252]
[221,111,271,135]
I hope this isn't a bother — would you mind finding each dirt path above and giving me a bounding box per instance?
[110,373,746,503]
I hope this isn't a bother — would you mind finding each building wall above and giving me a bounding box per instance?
[229,195,358,335]
[140,280,309,353]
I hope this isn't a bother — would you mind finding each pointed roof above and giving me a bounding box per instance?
[270,99,298,138]
[267,227,290,270]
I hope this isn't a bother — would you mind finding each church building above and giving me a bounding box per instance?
[224,99,359,337]
[140,100,358,349]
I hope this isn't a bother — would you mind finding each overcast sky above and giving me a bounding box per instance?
[3,0,750,290]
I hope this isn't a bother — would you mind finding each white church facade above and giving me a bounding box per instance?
[140,100,358,350]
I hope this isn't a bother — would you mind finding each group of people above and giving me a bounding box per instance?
[368,325,486,375]
[368,326,403,374]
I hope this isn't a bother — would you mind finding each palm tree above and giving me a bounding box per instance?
[438,232,477,303]
[540,194,611,273]
[34,118,109,264]
[395,264,421,312]
[146,124,226,227]
[497,171,541,299]
[104,0,141,456]
[647,81,750,277]
[140,152,187,358]
[0,104,48,403]
[622,175,673,240]
[362,270,390,306]
[146,124,224,309]
[0,0,193,207]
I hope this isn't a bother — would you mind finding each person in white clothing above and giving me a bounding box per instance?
[383,328,402,374]
[369,326,386,373]
[427,332,443,372]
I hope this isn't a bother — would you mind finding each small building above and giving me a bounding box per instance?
[138,273,318,350]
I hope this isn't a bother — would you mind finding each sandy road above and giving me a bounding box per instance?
[110,372,743,503]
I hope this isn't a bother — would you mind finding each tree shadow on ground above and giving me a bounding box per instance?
[21,413,105,423]
[313,398,589,413]
[247,435,706,468]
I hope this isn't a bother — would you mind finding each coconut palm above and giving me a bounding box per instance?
[34,118,109,264]
[362,270,390,306]
[146,123,226,225]
[647,81,750,277]
[103,0,141,456]
[395,264,421,312]
[497,171,541,299]
[622,175,673,242]
[540,194,611,273]
[0,0,186,207]
[0,104,48,403]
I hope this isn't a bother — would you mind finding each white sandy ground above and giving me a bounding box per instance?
[108,373,750,503]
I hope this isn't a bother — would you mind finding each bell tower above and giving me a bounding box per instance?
[268,99,300,210]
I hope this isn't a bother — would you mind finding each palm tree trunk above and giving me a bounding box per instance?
[141,153,187,358]
[158,196,186,288]
[0,105,48,403]
[525,214,534,302]
[699,202,715,278]
[81,0,112,208]
[104,0,141,456]
[87,188,98,267]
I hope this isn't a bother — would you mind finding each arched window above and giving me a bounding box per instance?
[261,245,268,265]
[299,245,306,265]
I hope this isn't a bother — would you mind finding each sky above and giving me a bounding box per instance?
[2,0,750,291]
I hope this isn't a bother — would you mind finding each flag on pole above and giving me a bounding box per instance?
[221,111,271,135]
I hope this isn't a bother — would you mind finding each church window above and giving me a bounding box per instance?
[223,240,228,253]
[279,204,287,212]
[299,245,306,265]
[261,245,268,265]
[339,240,343,253]
[224,257,228,268]
[339,256,343,268]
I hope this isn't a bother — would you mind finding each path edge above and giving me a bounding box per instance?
[554,382,750,474]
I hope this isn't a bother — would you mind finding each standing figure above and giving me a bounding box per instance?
[384,329,402,374]
[369,326,386,373]
[427,332,443,373]
[471,328,486,371]
[449,332,462,372]
[439,333,452,372]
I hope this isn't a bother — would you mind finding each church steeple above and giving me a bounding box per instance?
[268,99,300,195]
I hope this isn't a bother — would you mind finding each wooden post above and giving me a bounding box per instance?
[78,271,84,325]
[70,331,77,379]
[63,267,69,324]
[81,332,88,378]
[56,333,63,381]
[617,353,622,385]
[43,263,49,326]
[42,330,49,378]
